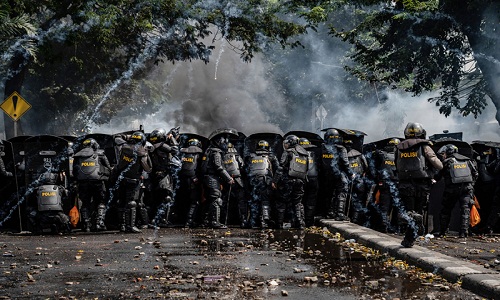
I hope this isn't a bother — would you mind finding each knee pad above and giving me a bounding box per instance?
[127,201,137,209]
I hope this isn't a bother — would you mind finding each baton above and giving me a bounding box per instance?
[224,183,232,226]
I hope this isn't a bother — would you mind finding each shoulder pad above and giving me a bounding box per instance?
[453,153,470,161]
[97,149,106,155]
[181,146,203,154]
[347,149,362,157]
[295,145,309,156]
[74,148,94,157]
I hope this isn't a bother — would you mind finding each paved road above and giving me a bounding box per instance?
[320,220,500,299]
[0,228,482,299]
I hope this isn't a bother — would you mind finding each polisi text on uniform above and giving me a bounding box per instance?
[81,161,96,167]
[295,158,306,164]
[41,191,56,197]
[323,154,334,159]
[385,160,395,166]
[183,157,194,163]
[400,152,418,158]
[454,163,467,169]
[123,155,134,162]
[252,159,264,164]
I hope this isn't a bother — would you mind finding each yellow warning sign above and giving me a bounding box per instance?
[0,91,31,121]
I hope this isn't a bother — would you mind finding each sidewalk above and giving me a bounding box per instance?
[320,219,500,299]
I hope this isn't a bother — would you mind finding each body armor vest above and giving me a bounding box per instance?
[151,142,170,172]
[37,185,63,211]
[449,157,473,184]
[223,152,241,177]
[396,145,429,180]
[74,148,100,181]
[307,151,318,177]
[180,152,199,177]
[288,150,308,179]
[248,153,270,177]
[380,150,397,180]
[116,144,145,179]
[347,149,365,175]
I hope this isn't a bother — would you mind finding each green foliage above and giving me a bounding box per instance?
[327,0,499,119]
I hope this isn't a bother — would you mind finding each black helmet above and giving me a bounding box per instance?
[445,144,458,156]
[130,131,146,145]
[404,122,426,139]
[188,138,202,148]
[299,138,312,148]
[149,128,166,143]
[283,135,299,150]
[256,140,270,152]
[384,138,400,151]
[82,138,99,151]
[324,129,343,145]
[213,135,229,150]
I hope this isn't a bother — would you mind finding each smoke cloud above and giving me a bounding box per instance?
[92,29,500,144]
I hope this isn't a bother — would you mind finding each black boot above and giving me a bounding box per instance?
[437,214,450,237]
[185,203,198,228]
[293,203,305,229]
[125,208,142,233]
[210,199,227,229]
[94,204,107,232]
[118,209,126,232]
[335,198,349,221]
[80,208,91,232]
[260,205,271,229]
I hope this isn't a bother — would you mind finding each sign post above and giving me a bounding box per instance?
[315,105,327,132]
[0,91,31,233]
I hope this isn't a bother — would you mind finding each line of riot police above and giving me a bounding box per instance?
[0,123,499,243]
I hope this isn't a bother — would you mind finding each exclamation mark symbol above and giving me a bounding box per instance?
[12,95,18,118]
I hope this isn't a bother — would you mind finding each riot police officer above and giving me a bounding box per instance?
[344,139,369,225]
[275,135,309,229]
[0,140,13,181]
[181,138,204,228]
[148,127,180,226]
[113,131,152,233]
[202,129,237,229]
[73,138,111,232]
[371,138,400,233]
[320,129,353,221]
[222,142,247,227]
[299,137,319,227]
[396,122,443,248]
[246,140,280,229]
[435,144,478,237]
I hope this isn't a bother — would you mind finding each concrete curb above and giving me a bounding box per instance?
[320,219,500,300]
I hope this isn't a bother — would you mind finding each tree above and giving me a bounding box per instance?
[1,0,319,137]
[325,0,499,123]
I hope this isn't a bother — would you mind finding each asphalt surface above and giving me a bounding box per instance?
[0,227,484,300]
[320,219,500,299]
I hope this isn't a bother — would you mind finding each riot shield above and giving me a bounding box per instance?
[244,133,284,160]
[0,139,22,231]
[321,128,367,152]
[23,135,72,233]
[178,133,209,152]
[74,133,116,166]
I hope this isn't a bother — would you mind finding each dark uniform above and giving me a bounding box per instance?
[202,131,236,229]
[73,138,111,232]
[396,122,443,248]
[371,138,400,233]
[321,129,354,221]
[113,132,152,233]
[246,140,280,229]
[299,138,319,227]
[435,144,478,237]
[345,140,369,225]
[222,143,247,227]
[484,150,500,234]
[181,139,204,228]
[275,135,309,229]
[148,128,180,226]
